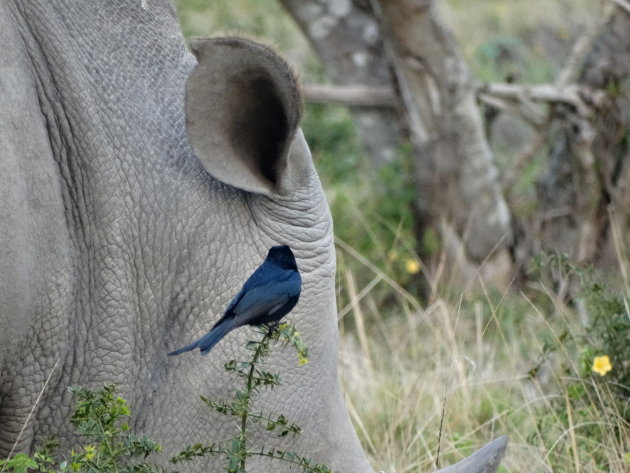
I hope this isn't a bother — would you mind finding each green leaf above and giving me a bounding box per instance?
[0,454,38,473]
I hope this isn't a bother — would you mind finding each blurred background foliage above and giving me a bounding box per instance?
[173,2,629,472]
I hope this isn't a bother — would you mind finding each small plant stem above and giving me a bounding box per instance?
[239,330,271,472]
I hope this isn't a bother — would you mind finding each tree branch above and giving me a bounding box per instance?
[556,1,616,86]
[476,83,607,117]
[303,82,607,120]
[477,93,546,127]
[611,0,630,15]
[302,84,395,107]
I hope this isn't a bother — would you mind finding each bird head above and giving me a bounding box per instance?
[267,245,298,271]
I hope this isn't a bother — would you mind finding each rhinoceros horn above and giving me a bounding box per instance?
[431,436,508,473]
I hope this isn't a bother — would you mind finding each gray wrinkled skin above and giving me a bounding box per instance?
[0,1,371,471]
[1,2,508,472]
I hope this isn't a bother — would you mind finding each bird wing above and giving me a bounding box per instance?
[230,275,299,324]
[222,263,272,315]
[231,285,288,319]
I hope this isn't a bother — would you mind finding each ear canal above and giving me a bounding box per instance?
[185,37,303,196]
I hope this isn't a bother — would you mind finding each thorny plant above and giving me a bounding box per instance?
[0,385,163,473]
[171,322,338,473]
[0,324,337,473]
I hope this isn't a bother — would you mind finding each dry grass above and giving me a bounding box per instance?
[335,238,629,473]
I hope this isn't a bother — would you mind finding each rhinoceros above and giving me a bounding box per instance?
[0,0,506,471]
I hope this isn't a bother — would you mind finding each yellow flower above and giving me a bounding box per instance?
[387,250,399,262]
[592,355,612,376]
[405,258,420,274]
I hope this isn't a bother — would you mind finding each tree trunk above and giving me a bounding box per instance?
[279,0,404,168]
[373,0,513,278]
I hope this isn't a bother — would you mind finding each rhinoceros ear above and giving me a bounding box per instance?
[185,37,303,196]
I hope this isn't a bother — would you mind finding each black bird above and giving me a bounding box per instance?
[168,245,301,356]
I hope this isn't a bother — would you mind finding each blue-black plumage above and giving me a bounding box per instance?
[168,245,301,356]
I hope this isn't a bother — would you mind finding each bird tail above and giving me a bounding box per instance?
[198,318,232,356]
[167,339,199,357]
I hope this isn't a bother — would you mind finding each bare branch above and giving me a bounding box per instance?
[303,82,607,121]
[611,0,630,15]
[477,83,607,117]
[302,84,395,107]
[477,93,546,127]
[556,1,616,86]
